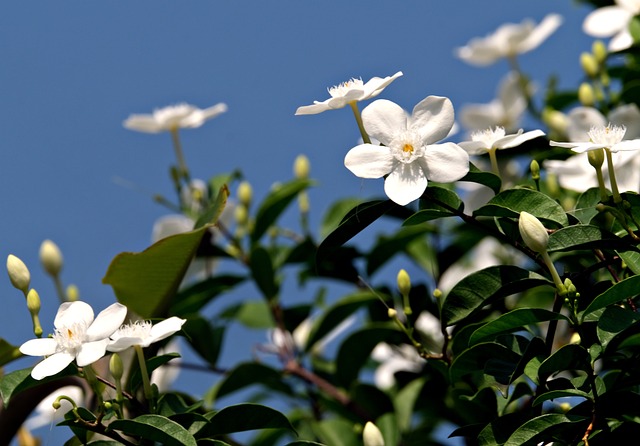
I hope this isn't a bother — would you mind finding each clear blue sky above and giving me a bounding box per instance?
[0,0,594,442]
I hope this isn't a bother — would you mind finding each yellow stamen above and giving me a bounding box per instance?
[403,144,414,153]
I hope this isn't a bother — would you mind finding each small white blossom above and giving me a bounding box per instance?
[20,301,127,380]
[107,317,186,352]
[550,124,640,153]
[459,126,545,155]
[583,0,640,52]
[124,102,227,133]
[344,96,469,205]
[295,71,403,115]
[456,14,563,66]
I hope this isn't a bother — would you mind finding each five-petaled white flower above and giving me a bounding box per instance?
[107,317,186,352]
[20,301,127,380]
[295,71,403,115]
[123,102,228,133]
[344,96,469,206]
[583,0,640,52]
[550,124,640,153]
[459,126,545,155]
[456,14,563,66]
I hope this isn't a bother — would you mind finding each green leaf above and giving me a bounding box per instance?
[597,305,640,349]
[171,274,245,316]
[459,162,502,195]
[109,414,197,446]
[441,266,552,327]
[103,226,210,318]
[284,442,326,446]
[312,418,358,446]
[504,414,587,446]
[469,308,568,346]
[618,249,640,275]
[305,291,377,352]
[250,246,279,300]
[579,275,640,322]
[251,179,313,244]
[317,199,397,262]
[320,197,363,239]
[394,377,426,432]
[0,338,22,367]
[182,317,224,365]
[402,185,464,225]
[473,189,569,227]
[537,344,591,382]
[449,341,522,383]
[206,362,292,404]
[532,388,592,406]
[574,187,601,224]
[547,224,629,252]
[0,366,75,406]
[193,184,230,229]
[366,225,431,275]
[221,299,275,329]
[200,403,296,436]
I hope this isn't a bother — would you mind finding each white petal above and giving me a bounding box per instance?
[455,41,503,66]
[583,6,630,37]
[609,30,634,51]
[460,102,504,131]
[344,144,395,178]
[107,336,143,352]
[152,215,195,243]
[85,303,127,341]
[55,301,94,330]
[295,100,332,115]
[76,339,109,367]
[496,129,545,149]
[458,140,489,155]
[31,352,75,380]
[410,96,455,144]
[326,91,364,110]
[148,317,186,344]
[123,115,163,133]
[361,100,408,146]
[384,163,428,205]
[421,143,470,183]
[518,13,563,54]
[544,156,599,191]
[612,139,640,152]
[361,71,403,100]
[567,107,607,141]
[20,338,58,357]
[610,104,640,138]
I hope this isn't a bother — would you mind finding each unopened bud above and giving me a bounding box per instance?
[237,181,252,207]
[363,421,385,446]
[592,40,607,65]
[293,154,311,179]
[580,52,599,77]
[298,191,310,214]
[578,83,595,106]
[26,289,41,314]
[542,108,568,135]
[588,148,605,169]
[7,254,30,294]
[234,204,249,226]
[40,239,63,277]
[518,211,549,254]
[110,352,124,381]
[66,284,80,302]
[433,288,443,299]
[387,308,398,319]
[530,160,540,181]
[397,269,411,296]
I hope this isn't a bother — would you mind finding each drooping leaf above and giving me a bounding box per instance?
[402,185,464,225]
[473,189,569,227]
[199,403,295,436]
[469,308,568,346]
[441,266,552,327]
[109,414,197,446]
[251,179,313,244]
[0,366,75,406]
[320,197,364,239]
[537,344,591,382]
[580,275,640,322]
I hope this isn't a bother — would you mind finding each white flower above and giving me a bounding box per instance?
[371,343,424,389]
[20,301,127,380]
[550,124,640,153]
[459,126,545,155]
[460,72,528,132]
[295,71,403,115]
[107,317,186,352]
[583,0,640,52]
[456,14,563,66]
[344,96,469,206]
[25,385,84,430]
[123,102,227,133]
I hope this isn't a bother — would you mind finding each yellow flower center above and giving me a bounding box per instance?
[403,144,414,154]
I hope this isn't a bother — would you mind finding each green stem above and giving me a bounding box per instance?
[541,251,564,291]
[594,164,608,202]
[170,128,190,184]
[82,365,103,405]
[488,148,501,178]
[53,275,66,303]
[604,148,622,203]
[349,101,371,144]
[135,344,154,406]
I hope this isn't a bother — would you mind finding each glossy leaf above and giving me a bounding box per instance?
[459,162,501,194]
[473,189,569,227]
[200,403,295,436]
[574,187,601,224]
[617,249,640,275]
[109,414,197,446]
[403,185,464,225]
[579,275,640,322]
[597,305,640,349]
[320,197,363,239]
[449,341,522,383]
[469,308,567,345]
[251,179,313,244]
[0,366,75,406]
[441,266,552,327]
[504,414,587,446]
[537,344,591,382]
[548,224,628,252]
[532,388,592,406]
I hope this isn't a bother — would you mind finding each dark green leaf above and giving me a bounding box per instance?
[532,388,592,406]
[0,366,75,406]
[597,305,640,349]
[459,162,501,195]
[200,403,295,436]
[171,274,245,316]
[0,338,22,367]
[312,418,358,446]
[366,225,431,275]
[473,189,569,227]
[580,275,640,322]
[469,308,567,345]
[449,341,522,383]
[109,414,197,446]
[441,266,552,327]
[537,344,591,382]
[206,362,292,404]
[250,246,279,300]
[402,185,464,225]
[183,317,224,365]
[618,249,640,275]
[320,197,363,239]
[504,414,587,446]
[548,225,628,252]
[251,179,313,244]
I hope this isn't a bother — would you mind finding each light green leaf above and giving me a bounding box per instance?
[194,184,230,229]
[109,414,197,446]
[473,189,569,227]
[469,308,567,345]
[312,418,358,446]
[394,377,426,432]
[0,338,22,367]
[617,249,640,275]
[574,187,601,224]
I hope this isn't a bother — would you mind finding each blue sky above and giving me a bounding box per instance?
[0,0,595,441]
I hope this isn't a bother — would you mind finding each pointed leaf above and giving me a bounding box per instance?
[109,414,197,446]
[574,187,601,224]
[320,197,363,239]
[200,403,295,436]
[402,185,464,225]
[580,275,640,322]
[548,225,628,252]
[171,274,245,316]
[537,344,591,382]
[0,338,22,367]
[194,184,230,229]
[460,162,502,195]
[250,246,279,300]
[473,189,569,227]
[504,414,587,446]
[449,341,522,383]
[532,388,592,406]
[207,362,293,404]
[597,305,640,349]
[469,308,568,345]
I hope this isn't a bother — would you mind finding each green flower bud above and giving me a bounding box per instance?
[530,160,540,181]
[40,239,63,277]
[237,181,252,207]
[542,108,568,134]
[387,308,397,319]
[588,148,605,169]
[580,52,599,77]
[578,83,595,106]
[66,284,80,302]
[363,421,385,446]
[7,254,30,294]
[26,289,41,315]
[433,288,442,299]
[110,352,124,381]
[592,40,607,65]
[293,154,310,179]
[518,211,549,254]
[397,269,411,296]
[234,204,249,226]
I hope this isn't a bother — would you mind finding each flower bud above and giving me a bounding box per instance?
[110,352,124,381]
[580,52,599,78]
[542,108,568,135]
[588,148,605,169]
[578,83,595,106]
[530,160,540,181]
[7,254,30,294]
[26,289,41,315]
[234,204,249,226]
[518,211,549,254]
[66,284,80,301]
[293,154,311,179]
[592,40,607,65]
[363,421,385,446]
[40,239,63,277]
[237,181,252,207]
[298,191,310,214]
[387,308,397,319]
[397,269,411,296]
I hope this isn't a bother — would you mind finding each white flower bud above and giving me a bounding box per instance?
[39,239,63,276]
[7,254,30,293]
[26,289,41,314]
[578,83,595,106]
[397,269,411,296]
[518,211,549,254]
[237,181,253,207]
[293,154,310,179]
[363,421,385,446]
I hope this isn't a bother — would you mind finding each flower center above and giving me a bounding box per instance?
[470,127,506,150]
[588,124,626,147]
[391,132,424,163]
[328,78,364,98]
[112,320,152,341]
[402,144,414,154]
[53,322,89,352]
